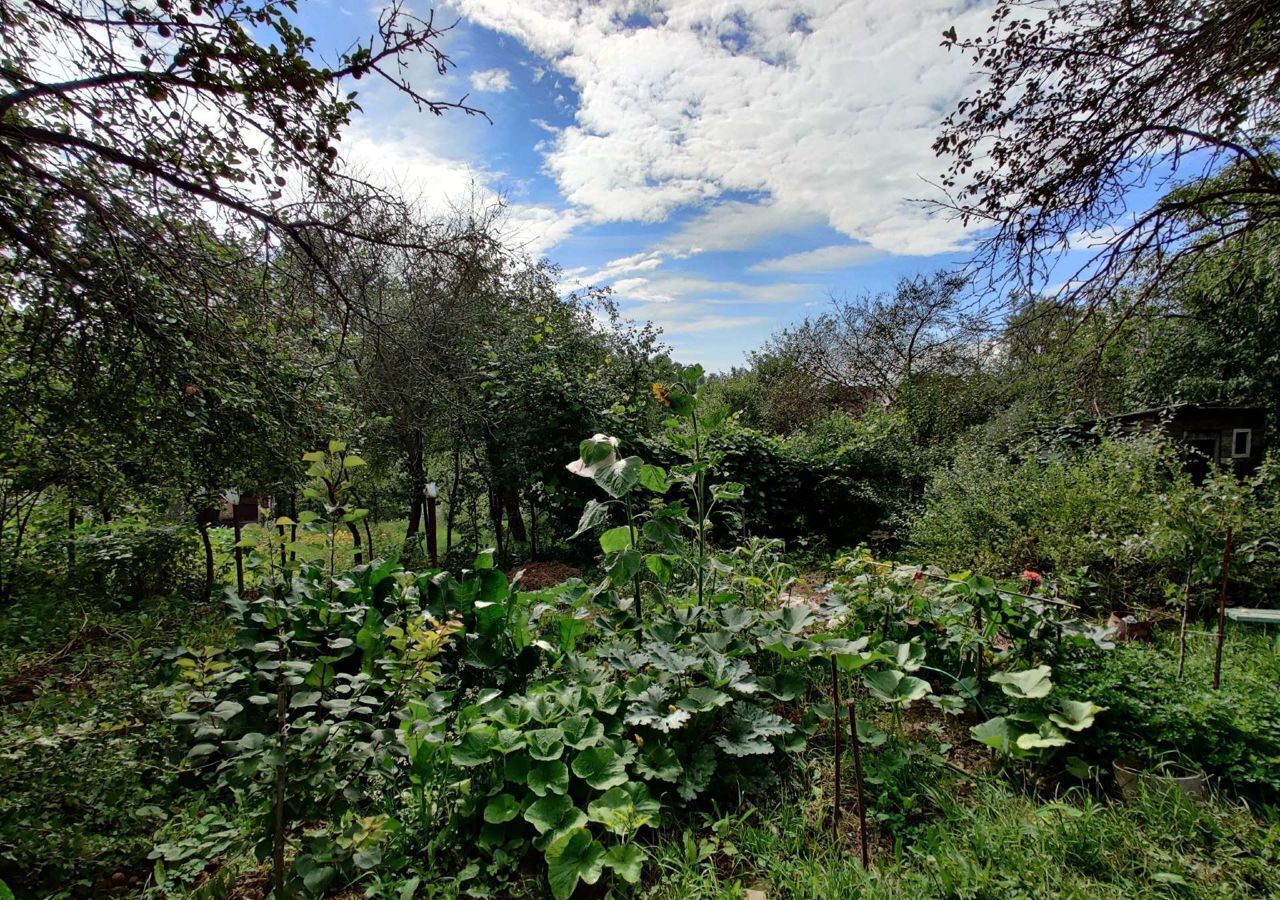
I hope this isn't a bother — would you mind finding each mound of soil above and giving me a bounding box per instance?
[508,561,582,591]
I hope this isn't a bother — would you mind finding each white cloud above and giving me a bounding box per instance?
[450,0,989,254]
[341,126,582,255]
[750,243,882,273]
[611,274,812,305]
[660,200,824,256]
[469,67,513,93]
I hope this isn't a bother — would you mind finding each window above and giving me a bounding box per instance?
[1231,429,1252,458]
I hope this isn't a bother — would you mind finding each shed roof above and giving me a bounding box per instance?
[1108,403,1269,423]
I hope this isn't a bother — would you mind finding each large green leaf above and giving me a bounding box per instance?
[715,701,793,757]
[528,760,570,797]
[756,673,806,701]
[863,670,931,705]
[990,665,1053,699]
[527,728,566,762]
[642,641,701,675]
[483,793,521,824]
[571,499,612,538]
[638,464,669,493]
[1016,722,1071,750]
[571,746,629,790]
[593,456,644,498]
[676,744,716,800]
[1049,699,1106,732]
[875,640,926,671]
[624,686,692,733]
[586,782,661,835]
[703,653,758,694]
[451,726,498,767]
[644,553,674,585]
[582,436,613,464]
[606,548,643,586]
[677,686,733,712]
[546,829,606,900]
[524,794,587,855]
[561,714,605,750]
[970,716,1018,753]
[599,525,634,554]
[603,843,647,884]
[634,745,683,782]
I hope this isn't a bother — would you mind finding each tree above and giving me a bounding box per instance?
[768,271,988,408]
[936,0,1280,305]
[0,0,482,296]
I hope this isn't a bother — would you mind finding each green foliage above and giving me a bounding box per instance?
[0,593,229,895]
[1057,636,1280,801]
[645,779,1280,898]
[909,434,1188,603]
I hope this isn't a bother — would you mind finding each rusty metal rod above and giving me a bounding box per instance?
[847,698,870,869]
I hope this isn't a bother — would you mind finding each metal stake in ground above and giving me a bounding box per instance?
[1212,526,1234,690]
[830,655,842,832]
[847,698,870,869]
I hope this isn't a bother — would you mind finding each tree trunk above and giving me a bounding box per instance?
[67,504,78,572]
[489,488,504,561]
[447,448,461,555]
[404,430,424,537]
[505,490,527,543]
[529,497,538,558]
[405,429,426,539]
[348,521,363,567]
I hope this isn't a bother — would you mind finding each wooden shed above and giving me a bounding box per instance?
[1110,404,1268,480]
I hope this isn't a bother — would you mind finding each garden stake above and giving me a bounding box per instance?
[847,699,870,869]
[973,601,984,686]
[233,514,244,596]
[1212,526,1234,690]
[830,655,842,830]
[1177,568,1193,680]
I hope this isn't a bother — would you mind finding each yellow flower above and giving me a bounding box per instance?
[651,382,671,407]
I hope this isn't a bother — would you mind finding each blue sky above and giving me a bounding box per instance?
[300,1,999,371]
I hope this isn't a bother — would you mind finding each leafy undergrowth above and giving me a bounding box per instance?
[0,591,229,896]
[646,779,1280,899]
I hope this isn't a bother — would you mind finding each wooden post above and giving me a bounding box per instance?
[974,603,984,686]
[1212,527,1234,690]
[233,513,244,596]
[847,699,870,869]
[831,656,842,831]
[277,522,287,573]
[426,485,439,567]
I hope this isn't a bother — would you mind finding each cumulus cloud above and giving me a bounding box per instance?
[341,125,582,255]
[750,243,882,273]
[449,0,988,254]
[469,67,513,92]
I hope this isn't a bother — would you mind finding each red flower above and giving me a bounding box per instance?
[912,571,926,582]
[1021,570,1042,585]
[184,384,198,395]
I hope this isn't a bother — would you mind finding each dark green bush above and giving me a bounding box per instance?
[1057,642,1280,802]
[908,434,1185,600]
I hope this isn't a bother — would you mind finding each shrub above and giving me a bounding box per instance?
[908,434,1186,604]
[1056,641,1280,801]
